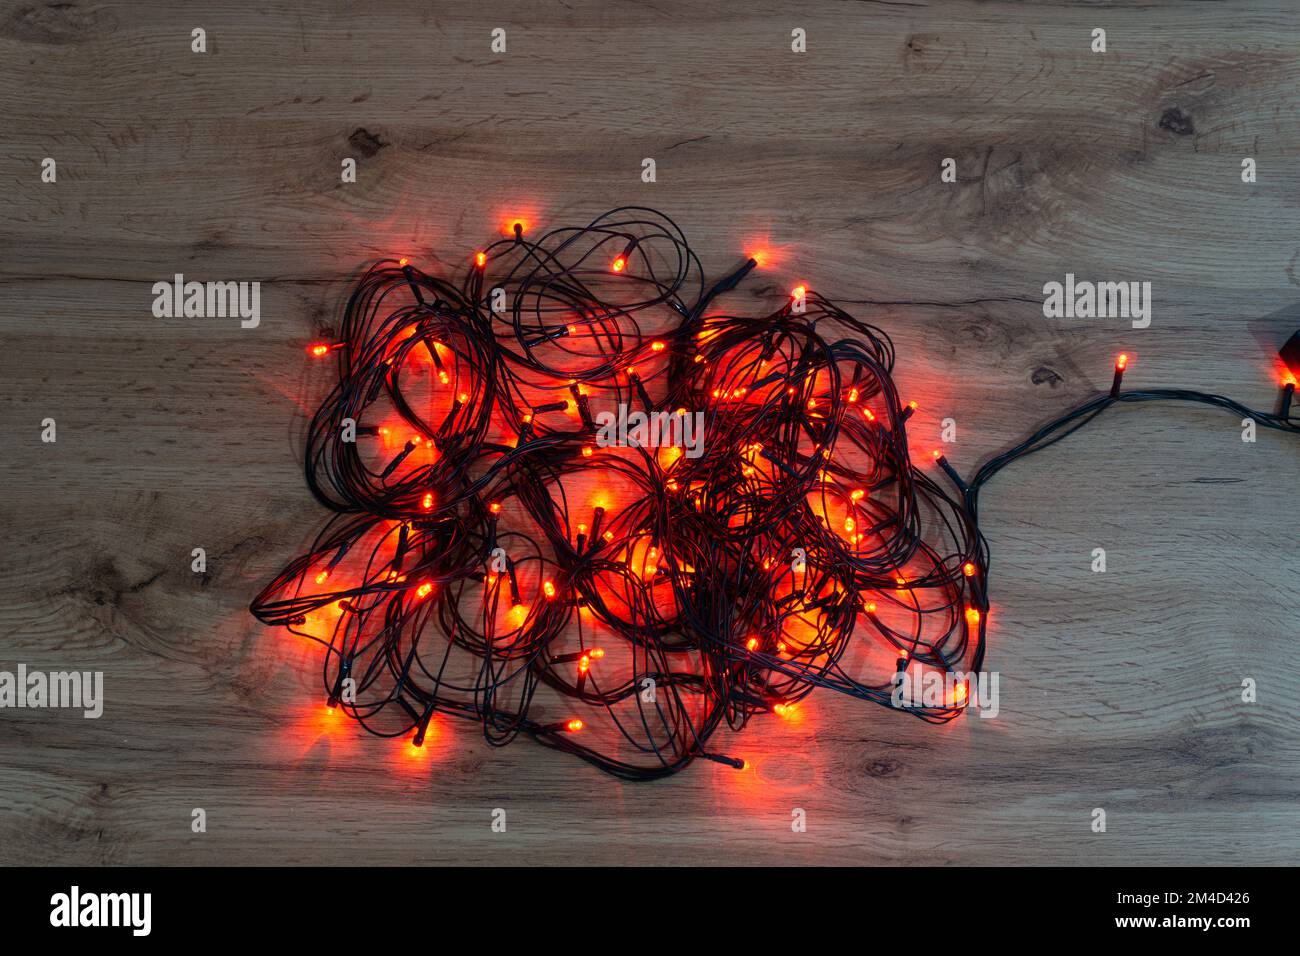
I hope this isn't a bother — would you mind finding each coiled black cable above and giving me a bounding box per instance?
[250,207,1300,779]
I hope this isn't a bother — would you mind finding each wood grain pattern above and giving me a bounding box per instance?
[1,0,1298,865]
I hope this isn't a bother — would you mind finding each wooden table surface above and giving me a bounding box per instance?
[2,0,1298,866]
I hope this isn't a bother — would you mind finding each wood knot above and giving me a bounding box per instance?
[1031,366,1064,388]
[1158,107,1195,136]
[348,127,388,158]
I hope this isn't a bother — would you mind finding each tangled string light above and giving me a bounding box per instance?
[251,207,1300,780]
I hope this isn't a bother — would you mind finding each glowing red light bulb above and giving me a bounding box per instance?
[1116,352,1130,371]
[611,256,626,273]
[565,718,583,733]
[962,561,976,577]
[746,637,759,651]
[791,284,807,300]
[474,251,487,268]
[398,257,409,267]
[543,580,556,599]
[315,570,329,585]
[421,493,434,510]
[308,343,331,358]
[965,607,981,626]
[416,582,433,599]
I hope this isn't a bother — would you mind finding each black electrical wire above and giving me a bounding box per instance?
[250,207,1300,779]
